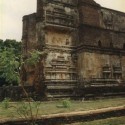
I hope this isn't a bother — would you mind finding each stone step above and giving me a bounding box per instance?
[47,94,78,99]
[46,82,76,85]
[47,90,75,95]
[46,83,78,99]
[103,92,125,96]
[84,92,125,98]
[47,85,76,90]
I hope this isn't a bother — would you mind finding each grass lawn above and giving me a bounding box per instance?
[0,97,125,120]
[68,116,125,125]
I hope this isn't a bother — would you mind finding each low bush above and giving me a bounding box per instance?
[2,98,10,109]
[62,99,71,108]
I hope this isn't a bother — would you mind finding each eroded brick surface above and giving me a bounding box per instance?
[22,0,125,88]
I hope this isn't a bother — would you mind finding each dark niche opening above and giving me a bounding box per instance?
[110,42,113,48]
[66,39,70,45]
[123,43,125,49]
[98,40,102,47]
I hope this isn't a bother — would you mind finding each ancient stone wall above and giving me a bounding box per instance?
[78,0,125,49]
[22,0,78,85]
[37,0,44,19]
[77,51,124,80]
[78,26,125,49]
[44,28,77,81]
[100,8,125,31]
[22,0,125,87]
[78,2,100,27]
[22,13,37,55]
[121,56,125,79]
[78,1,125,32]
[45,30,72,46]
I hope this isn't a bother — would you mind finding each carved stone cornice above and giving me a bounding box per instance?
[76,44,125,55]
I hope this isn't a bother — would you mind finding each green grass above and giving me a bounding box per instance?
[69,116,125,125]
[0,97,125,120]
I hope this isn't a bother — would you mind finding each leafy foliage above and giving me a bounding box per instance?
[62,99,71,108]
[16,101,41,117]
[17,101,31,118]
[57,99,71,108]
[0,48,20,85]
[0,39,47,125]
[0,39,21,86]
[0,39,21,56]
[2,98,10,109]
[25,50,48,66]
[0,39,48,87]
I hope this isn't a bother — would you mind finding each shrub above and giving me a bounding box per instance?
[2,98,10,109]
[62,99,71,108]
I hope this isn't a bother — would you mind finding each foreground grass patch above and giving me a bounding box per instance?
[0,97,125,120]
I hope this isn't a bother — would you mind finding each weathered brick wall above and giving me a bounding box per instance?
[21,0,125,86]
[78,26,125,49]
[78,4,100,27]
[100,8,125,32]
[78,0,125,49]
[37,0,44,19]
[22,13,37,54]
[121,56,125,79]
[0,86,35,101]
[45,30,73,46]
[77,52,124,80]
[78,0,125,32]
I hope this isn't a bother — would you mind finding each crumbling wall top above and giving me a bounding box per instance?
[78,0,100,7]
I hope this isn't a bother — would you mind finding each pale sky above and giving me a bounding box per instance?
[0,0,125,41]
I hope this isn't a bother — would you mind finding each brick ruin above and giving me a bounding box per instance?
[22,0,125,97]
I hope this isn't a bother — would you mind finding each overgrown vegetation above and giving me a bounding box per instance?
[62,99,71,108]
[25,50,46,66]
[0,97,125,120]
[57,99,71,108]
[0,39,21,86]
[0,48,20,85]
[16,101,41,125]
[0,39,21,57]
[0,39,48,125]
[1,98,10,109]
[0,39,47,87]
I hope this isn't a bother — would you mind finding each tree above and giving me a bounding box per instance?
[0,39,4,50]
[0,48,20,85]
[0,40,48,124]
[21,50,48,94]
[0,39,21,86]
[3,39,21,57]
